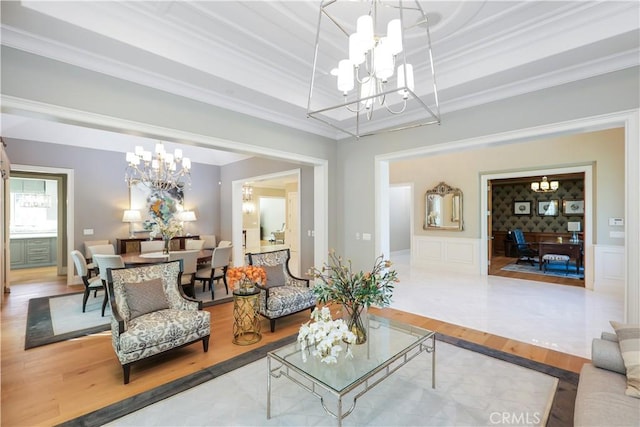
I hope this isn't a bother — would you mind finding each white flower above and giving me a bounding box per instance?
[297,307,356,365]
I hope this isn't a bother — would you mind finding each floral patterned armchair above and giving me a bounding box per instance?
[248,249,316,332]
[106,260,211,384]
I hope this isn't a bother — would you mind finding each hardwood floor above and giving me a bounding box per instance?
[1,266,589,426]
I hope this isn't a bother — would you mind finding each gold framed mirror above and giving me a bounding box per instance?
[424,182,463,231]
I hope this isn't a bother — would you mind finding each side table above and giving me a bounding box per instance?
[232,289,262,345]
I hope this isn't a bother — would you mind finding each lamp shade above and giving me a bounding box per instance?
[179,210,197,222]
[567,222,581,232]
[122,209,142,223]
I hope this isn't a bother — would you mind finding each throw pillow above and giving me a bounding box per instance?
[124,278,170,320]
[263,265,286,288]
[610,320,640,398]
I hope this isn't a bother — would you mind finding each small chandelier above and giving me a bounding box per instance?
[531,176,559,193]
[242,185,255,214]
[125,142,191,191]
[307,0,440,138]
[242,185,253,202]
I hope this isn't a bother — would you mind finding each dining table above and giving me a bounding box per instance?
[121,249,213,267]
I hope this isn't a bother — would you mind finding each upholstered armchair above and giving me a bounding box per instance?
[248,249,316,332]
[512,228,539,265]
[106,260,211,384]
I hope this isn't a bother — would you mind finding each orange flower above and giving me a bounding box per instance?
[226,266,266,287]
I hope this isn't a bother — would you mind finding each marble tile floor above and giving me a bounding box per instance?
[389,250,625,359]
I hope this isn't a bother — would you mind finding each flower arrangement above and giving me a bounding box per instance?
[148,217,183,240]
[297,306,356,364]
[227,265,266,291]
[312,250,398,310]
[312,250,398,344]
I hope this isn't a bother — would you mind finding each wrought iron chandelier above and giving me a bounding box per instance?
[307,0,440,138]
[125,142,191,191]
[531,176,559,193]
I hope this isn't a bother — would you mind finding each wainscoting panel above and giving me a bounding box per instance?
[593,245,625,293]
[412,236,480,274]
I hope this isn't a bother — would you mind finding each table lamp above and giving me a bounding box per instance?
[122,209,142,238]
[179,210,197,236]
[567,221,581,243]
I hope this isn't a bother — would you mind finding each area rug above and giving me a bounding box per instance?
[25,280,232,350]
[501,261,584,280]
[59,334,578,427]
[25,292,111,350]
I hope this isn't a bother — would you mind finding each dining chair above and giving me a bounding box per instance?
[218,240,232,247]
[92,254,125,316]
[83,239,110,277]
[195,245,232,299]
[140,240,164,253]
[169,250,199,298]
[87,243,116,280]
[70,250,109,315]
[185,239,205,251]
[199,234,217,249]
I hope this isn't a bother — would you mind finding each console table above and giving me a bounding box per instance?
[538,241,583,274]
[116,235,199,254]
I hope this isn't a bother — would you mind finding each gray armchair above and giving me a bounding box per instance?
[107,260,211,384]
[248,249,316,332]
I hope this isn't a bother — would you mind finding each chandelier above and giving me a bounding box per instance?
[307,0,440,138]
[125,142,191,191]
[531,176,559,193]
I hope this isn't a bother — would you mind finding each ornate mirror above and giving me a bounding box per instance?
[424,182,463,231]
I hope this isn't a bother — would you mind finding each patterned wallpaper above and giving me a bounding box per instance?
[492,179,584,233]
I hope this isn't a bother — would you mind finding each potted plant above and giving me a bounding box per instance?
[312,250,398,344]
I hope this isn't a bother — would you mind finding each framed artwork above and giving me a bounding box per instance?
[513,200,532,215]
[129,182,184,232]
[563,199,584,216]
[538,199,559,217]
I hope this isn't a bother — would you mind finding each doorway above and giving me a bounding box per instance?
[488,172,586,287]
[481,165,593,289]
[8,172,67,281]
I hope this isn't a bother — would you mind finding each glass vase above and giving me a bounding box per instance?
[163,236,170,255]
[344,304,367,345]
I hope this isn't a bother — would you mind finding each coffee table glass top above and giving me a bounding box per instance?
[269,313,434,393]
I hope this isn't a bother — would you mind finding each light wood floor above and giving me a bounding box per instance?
[1,266,590,426]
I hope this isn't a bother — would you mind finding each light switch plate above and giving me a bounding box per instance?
[362,233,371,241]
[83,229,94,235]
[609,218,624,226]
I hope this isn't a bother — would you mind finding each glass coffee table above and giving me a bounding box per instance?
[267,313,436,426]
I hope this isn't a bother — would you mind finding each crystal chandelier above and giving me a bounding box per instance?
[531,176,559,193]
[242,185,255,213]
[307,0,440,138]
[125,142,191,191]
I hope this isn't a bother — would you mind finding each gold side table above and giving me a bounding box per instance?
[232,289,262,345]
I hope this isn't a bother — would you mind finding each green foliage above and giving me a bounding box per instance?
[312,250,398,310]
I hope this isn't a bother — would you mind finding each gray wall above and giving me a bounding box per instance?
[5,139,221,255]
[220,157,316,274]
[337,67,639,268]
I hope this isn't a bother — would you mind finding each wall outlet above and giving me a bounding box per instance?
[83,229,94,236]
[355,232,360,240]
